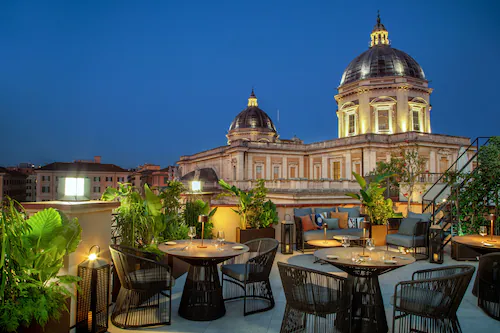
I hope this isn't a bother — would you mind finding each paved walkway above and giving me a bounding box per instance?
[109,247,500,333]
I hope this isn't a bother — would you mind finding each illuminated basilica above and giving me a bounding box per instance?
[178,15,469,202]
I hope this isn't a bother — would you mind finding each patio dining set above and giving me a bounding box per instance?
[107,229,500,333]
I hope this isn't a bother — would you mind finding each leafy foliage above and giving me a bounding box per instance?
[102,183,165,248]
[0,199,81,332]
[346,172,394,225]
[183,199,217,239]
[454,136,500,235]
[218,179,278,229]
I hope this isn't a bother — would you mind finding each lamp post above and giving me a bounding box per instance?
[198,215,208,248]
[76,245,110,333]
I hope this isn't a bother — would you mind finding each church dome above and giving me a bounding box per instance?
[340,14,426,86]
[229,90,277,132]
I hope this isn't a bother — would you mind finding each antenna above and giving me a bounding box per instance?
[277,109,280,123]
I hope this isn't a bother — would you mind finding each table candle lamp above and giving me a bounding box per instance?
[198,215,208,248]
[323,223,328,243]
[489,213,496,242]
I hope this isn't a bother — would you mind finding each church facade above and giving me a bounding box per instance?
[177,16,469,198]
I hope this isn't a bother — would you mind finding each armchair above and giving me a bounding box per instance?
[392,265,475,333]
[109,245,174,328]
[386,217,429,259]
[221,238,279,315]
[278,262,351,333]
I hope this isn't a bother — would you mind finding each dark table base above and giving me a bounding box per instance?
[179,262,225,321]
[348,274,387,333]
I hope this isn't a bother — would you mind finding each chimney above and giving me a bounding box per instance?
[94,156,101,164]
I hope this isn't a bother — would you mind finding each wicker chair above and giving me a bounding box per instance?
[476,253,500,320]
[392,265,475,333]
[221,238,279,316]
[109,245,174,328]
[277,262,351,333]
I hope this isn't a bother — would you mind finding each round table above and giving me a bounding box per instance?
[452,235,500,261]
[307,239,341,264]
[315,247,415,333]
[159,239,249,321]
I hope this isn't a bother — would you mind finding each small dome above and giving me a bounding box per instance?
[340,46,426,86]
[228,90,277,132]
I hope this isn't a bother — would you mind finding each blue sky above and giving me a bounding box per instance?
[1,0,499,169]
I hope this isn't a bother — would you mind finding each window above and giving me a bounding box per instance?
[289,165,296,178]
[233,166,237,180]
[93,177,101,182]
[164,177,168,184]
[348,114,356,135]
[412,110,420,131]
[378,109,389,132]
[93,186,101,193]
[439,157,449,173]
[354,162,361,176]
[332,161,341,180]
[273,166,280,179]
[255,165,263,179]
[41,186,50,193]
[56,176,59,181]
[106,177,113,182]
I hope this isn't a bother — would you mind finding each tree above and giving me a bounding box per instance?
[398,145,427,213]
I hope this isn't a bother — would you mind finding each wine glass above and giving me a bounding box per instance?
[366,238,376,260]
[341,236,350,248]
[217,230,225,251]
[479,226,487,238]
[188,226,196,244]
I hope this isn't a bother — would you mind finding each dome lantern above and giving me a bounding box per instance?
[370,11,390,47]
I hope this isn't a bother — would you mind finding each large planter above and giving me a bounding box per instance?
[236,227,276,244]
[370,224,388,246]
[18,297,71,333]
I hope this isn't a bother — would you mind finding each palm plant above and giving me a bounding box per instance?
[346,172,393,225]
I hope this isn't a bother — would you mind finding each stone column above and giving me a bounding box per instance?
[282,156,288,179]
[309,156,314,179]
[299,157,304,178]
[396,87,409,133]
[237,152,245,181]
[345,151,352,180]
[322,156,328,179]
[247,154,253,180]
[429,150,436,173]
[265,156,271,180]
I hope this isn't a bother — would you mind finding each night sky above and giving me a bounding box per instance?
[1,0,499,169]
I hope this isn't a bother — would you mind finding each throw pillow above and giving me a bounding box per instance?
[315,207,336,216]
[408,211,432,222]
[338,207,361,218]
[330,212,348,229]
[300,214,318,232]
[348,217,364,229]
[294,207,313,217]
[314,212,328,228]
[322,217,340,230]
[398,217,422,236]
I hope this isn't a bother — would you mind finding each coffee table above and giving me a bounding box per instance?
[307,239,341,264]
[159,239,249,321]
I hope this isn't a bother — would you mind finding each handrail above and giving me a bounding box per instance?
[422,137,491,215]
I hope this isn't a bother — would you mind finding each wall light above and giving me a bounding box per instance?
[191,181,202,192]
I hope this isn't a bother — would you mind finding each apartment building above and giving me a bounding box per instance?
[35,156,129,201]
[0,167,28,202]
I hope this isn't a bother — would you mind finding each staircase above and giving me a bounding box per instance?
[422,137,491,248]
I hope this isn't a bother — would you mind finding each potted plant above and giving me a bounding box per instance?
[346,172,394,245]
[0,198,81,333]
[219,179,278,243]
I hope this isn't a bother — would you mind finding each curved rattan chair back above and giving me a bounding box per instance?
[393,265,475,333]
[244,238,279,282]
[109,244,173,328]
[477,253,500,320]
[278,262,351,332]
